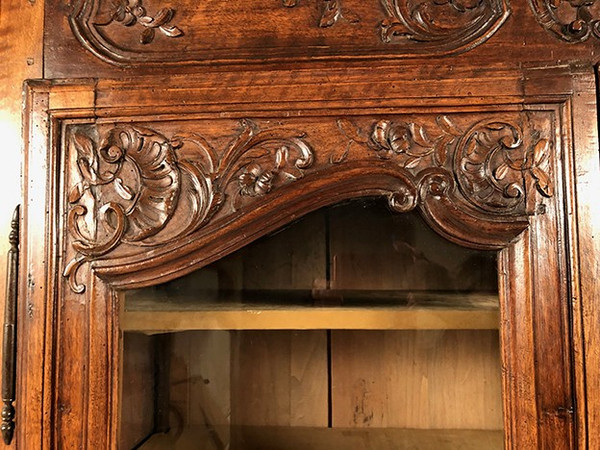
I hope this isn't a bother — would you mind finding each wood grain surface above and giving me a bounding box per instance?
[330,330,503,430]
[0,1,44,445]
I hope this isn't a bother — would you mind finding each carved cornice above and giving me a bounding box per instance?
[529,0,600,42]
[63,114,553,293]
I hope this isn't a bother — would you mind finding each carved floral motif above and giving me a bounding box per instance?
[64,120,313,293]
[529,0,600,42]
[93,0,183,44]
[456,120,553,212]
[331,115,462,168]
[379,0,510,45]
[332,115,554,214]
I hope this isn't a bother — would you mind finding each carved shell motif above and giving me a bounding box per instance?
[64,120,313,293]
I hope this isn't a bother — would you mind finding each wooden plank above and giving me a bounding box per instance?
[121,300,499,333]
[138,426,219,450]
[289,331,329,427]
[168,331,231,448]
[126,291,499,311]
[141,426,503,450]
[231,331,328,428]
[241,207,326,291]
[331,330,503,430]
[568,72,600,449]
[187,331,231,447]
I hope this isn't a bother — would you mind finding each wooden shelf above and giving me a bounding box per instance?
[121,291,499,332]
[139,426,504,449]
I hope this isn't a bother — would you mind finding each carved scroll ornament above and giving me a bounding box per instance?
[63,114,553,293]
[331,115,553,212]
[379,0,510,46]
[529,0,600,42]
[280,0,511,47]
[64,120,313,293]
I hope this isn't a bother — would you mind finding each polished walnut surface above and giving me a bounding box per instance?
[2,1,600,449]
[46,0,600,76]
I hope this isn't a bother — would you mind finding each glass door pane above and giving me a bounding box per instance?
[119,198,503,449]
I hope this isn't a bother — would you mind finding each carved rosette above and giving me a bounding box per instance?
[529,0,600,42]
[64,120,314,293]
[379,0,510,47]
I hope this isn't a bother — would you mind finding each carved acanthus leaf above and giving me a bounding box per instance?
[64,120,313,293]
[332,115,462,169]
[529,0,600,42]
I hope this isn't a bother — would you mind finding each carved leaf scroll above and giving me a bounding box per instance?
[379,0,510,46]
[331,115,554,215]
[455,120,554,212]
[64,115,554,293]
[64,120,313,293]
[529,0,600,42]
[93,0,183,45]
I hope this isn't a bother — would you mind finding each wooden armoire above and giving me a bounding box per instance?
[3,0,600,448]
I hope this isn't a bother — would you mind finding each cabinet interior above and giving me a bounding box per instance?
[119,198,503,449]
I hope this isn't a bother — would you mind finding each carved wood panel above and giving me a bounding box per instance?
[62,112,554,293]
[68,0,510,66]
